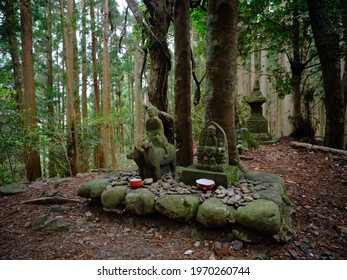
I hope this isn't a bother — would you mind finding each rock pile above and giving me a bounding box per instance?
[77,170,294,242]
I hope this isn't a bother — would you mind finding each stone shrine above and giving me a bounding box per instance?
[181,121,238,187]
[246,80,272,142]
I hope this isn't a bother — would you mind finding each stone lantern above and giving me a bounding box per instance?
[246,79,272,142]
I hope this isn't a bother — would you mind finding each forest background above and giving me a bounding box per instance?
[0,0,346,185]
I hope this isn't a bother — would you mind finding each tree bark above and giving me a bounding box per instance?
[81,0,89,172]
[308,0,345,149]
[19,0,42,181]
[205,0,240,165]
[100,0,112,168]
[4,1,22,109]
[174,0,193,166]
[46,0,56,177]
[126,0,173,113]
[90,0,102,168]
[63,0,79,175]
[134,48,144,147]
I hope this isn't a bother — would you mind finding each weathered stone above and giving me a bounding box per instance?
[31,215,73,231]
[257,184,284,206]
[143,178,154,185]
[155,195,200,222]
[77,178,110,199]
[197,198,235,228]
[125,188,156,216]
[100,186,128,210]
[244,172,285,188]
[0,183,27,195]
[236,199,281,234]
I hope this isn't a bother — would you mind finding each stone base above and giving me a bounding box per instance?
[181,164,238,187]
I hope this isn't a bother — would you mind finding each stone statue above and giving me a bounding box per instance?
[127,105,176,181]
[196,121,228,172]
[181,121,237,188]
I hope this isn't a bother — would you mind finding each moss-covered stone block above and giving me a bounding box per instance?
[155,194,200,222]
[197,197,236,228]
[77,178,110,199]
[101,186,128,210]
[125,188,156,216]
[236,199,281,235]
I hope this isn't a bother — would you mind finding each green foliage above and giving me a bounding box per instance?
[236,127,260,153]
[0,83,26,185]
[268,64,292,99]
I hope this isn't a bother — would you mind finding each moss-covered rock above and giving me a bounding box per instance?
[77,178,110,199]
[101,186,128,210]
[196,197,236,228]
[256,183,284,206]
[155,195,200,222]
[125,188,156,216]
[0,183,27,195]
[244,172,285,187]
[236,199,281,235]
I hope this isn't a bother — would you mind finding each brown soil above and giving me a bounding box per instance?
[0,138,346,260]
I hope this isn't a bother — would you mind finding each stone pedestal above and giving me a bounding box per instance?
[246,80,272,142]
[181,164,238,187]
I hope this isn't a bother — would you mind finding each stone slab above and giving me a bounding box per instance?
[181,164,238,187]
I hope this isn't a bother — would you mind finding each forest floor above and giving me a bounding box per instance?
[0,137,346,260]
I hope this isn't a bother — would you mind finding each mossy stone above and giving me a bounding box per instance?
[125,188,156,216]
[236,199,281,235]
[196,197,236,228]
[155,195,200,222]
[101,186,128,210]
[77,178,110,199]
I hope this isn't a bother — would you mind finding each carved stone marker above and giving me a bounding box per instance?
[181,121,237,187]
[126,105,176,181]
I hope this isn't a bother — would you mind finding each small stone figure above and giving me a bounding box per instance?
[142,105,169,158]
[127,105,176,181]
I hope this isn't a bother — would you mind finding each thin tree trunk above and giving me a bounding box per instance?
[81,0,89,172]
[63,0,79,175]
[174,0,193,166]
[90,0,102,168]
[134,48,144,147]
[205,0,240,166]
[5,1,22,109]
[46,0,56,177]
[100,0,111,168]
[19,0,42,180]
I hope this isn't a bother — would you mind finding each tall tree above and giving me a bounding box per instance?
[100,0,116,168]
[174,0,193,166]
[126,0,173,112]
[308,0,345,149]
[61,0,79,175]
[205,0,240,166]
[19,0,42,180]
[80,0,89,172]
[134,47,144,147]
[90,0,102,168]
[46,0,56,177]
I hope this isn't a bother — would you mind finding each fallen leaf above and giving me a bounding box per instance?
[184,250,194,255]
